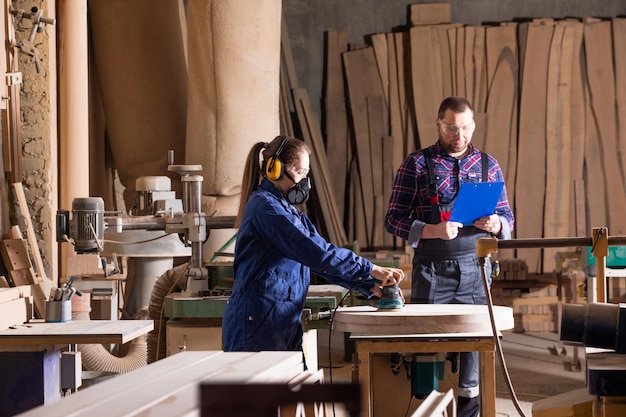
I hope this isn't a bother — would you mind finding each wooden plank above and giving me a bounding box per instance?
[565,20,586,239]
[0,297,28,331]
[574,179,587,238]
[434,24,458,98]
[583,78,608,230]
[370,33,389,107]
[382,136,395,248]
[0,319,153,346]
[280,14,299,89]
[472,26,488,113]
[0,238,35,286]
[516,22,554,274]
[544,23,573,273]
[410,25,440,147]
[386,33,405,248]
[12,183,48,282]
[484,24,518,260]
[348,158,365,247]
[366,96,386,249]
[324,31,349,224]
[387,33,403,169]
[409,3,451,26]
[86,352,301,416]
[584,20,626,234]
[394,31,418,153]
[484,24,518,191]
[463,26,476,104]
[15,351,304,417]
[343,47,385,248]
[0,286,21,303]
[613,18,626,217]
[454,26,466,97]
[294,88,347,245]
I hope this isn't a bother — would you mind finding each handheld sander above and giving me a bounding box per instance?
[377,283,405,310]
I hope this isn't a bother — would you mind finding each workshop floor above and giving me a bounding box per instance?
[318,331,587,417]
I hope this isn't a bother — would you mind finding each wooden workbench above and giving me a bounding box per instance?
[0,320,153,416]
[15,350,305,417]
[0,319,153,348]
[333,304,514,417]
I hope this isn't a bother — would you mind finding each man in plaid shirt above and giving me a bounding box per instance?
[385,96,514,417]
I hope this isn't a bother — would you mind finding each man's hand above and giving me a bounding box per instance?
[430,221,463,240]
[474,214,501,235]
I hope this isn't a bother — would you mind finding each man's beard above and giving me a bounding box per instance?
[438,134,467,154]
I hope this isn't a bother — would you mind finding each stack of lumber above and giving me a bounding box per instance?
[283,4,626,276]
[497,258,529,281]
[491,274,563,333]
[0,286,32,330]
[0,183,55,318]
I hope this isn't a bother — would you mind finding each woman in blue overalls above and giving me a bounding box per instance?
[222,135,404,354]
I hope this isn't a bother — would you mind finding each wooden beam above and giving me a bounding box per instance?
[12,182,48,282]
[516,21,554,273]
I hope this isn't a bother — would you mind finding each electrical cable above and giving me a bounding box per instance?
[403,393,415,417]
[478,256,529,417]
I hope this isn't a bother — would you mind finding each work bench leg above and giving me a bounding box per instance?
[479,350,496,417]
[356,346,373,417]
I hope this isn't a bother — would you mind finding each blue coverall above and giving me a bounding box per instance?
[222,178,378,352]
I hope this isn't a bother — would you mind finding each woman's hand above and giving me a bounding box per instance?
[369,264,406,300]
[370,264,405,286]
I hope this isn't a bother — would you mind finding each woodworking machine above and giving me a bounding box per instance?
[56,151,236,301]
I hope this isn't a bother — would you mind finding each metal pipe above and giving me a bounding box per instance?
[109,215,236,231]
[483,235,626,250]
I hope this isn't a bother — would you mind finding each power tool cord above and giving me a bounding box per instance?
[326,281,372,417]
[479,256,529,417]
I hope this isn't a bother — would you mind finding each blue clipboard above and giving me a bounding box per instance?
[449,182,505,226]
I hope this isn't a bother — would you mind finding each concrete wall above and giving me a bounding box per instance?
[283,0,626,119]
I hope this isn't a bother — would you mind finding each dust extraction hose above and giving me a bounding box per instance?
[147,262,189,363]
[73,308,148,374]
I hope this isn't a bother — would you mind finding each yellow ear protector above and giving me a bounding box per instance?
[264,136,290,181]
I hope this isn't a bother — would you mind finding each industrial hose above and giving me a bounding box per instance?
[146,261,189,363]
[72,295,148,374]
